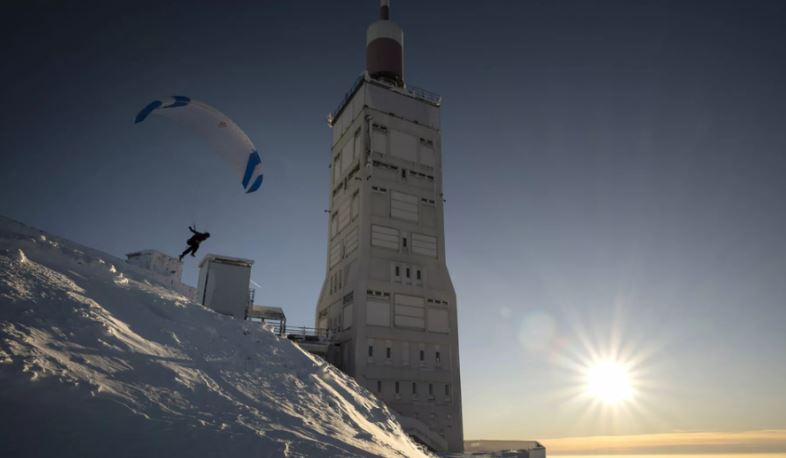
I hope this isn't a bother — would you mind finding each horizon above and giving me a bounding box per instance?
[466,429,786,455]
[2,0,785,455]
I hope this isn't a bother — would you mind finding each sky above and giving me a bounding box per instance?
[2,0,786,449]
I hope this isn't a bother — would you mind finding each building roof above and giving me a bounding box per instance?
[464,440,546,454]
[198,253,254,268]
[247,305,285,320]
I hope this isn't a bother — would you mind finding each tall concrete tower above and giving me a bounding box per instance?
[315,0,463,452]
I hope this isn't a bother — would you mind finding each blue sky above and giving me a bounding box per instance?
[2,0,785,441]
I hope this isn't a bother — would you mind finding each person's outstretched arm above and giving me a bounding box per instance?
[189,226,197,234]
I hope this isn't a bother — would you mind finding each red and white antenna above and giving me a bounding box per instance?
[366,0,404,86]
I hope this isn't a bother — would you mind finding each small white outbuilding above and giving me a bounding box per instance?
[196,254,253,319]
[126,250,183,286]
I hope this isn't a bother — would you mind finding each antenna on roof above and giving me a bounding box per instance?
[367,0,404,86]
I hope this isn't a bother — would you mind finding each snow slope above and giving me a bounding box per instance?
[0,216,430,458]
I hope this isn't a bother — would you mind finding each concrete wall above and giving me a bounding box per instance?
[316,76,463,453]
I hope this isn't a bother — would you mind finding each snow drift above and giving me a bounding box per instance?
[0,216,429,458]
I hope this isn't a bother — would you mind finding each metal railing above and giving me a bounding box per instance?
[404,84,442,106]
[285,326,330,342]
[329,74,365,125]
[329,74,443,124]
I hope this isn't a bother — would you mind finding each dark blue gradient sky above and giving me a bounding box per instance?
[2,0,786,440]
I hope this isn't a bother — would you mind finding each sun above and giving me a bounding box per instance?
[550,307,661,429]
[584,360,634,404]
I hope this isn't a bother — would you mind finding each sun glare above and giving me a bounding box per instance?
[585,360,634,404]
[549,307,662,431]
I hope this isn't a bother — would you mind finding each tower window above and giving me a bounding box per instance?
[377,380,382,393]
[436,351,441,362]
[402,237,407,248]
[416,270,421,280]
[429,383,433,395]
[445,384,450,396]
[395,266,400,276]
[419,350,425,361]
[386,347,391,359]
[412,382,417,394]
[406,267,410,278]
[395,381,400,394]
[368,345,373,357]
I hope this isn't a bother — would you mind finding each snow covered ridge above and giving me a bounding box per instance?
[0,216,430,458]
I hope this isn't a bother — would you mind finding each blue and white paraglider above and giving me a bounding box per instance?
[135,96,263,193]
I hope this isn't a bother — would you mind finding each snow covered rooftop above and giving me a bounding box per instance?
[248,305,286,320]
[125,249,172,258]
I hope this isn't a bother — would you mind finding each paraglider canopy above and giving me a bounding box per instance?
[135,96,264,194]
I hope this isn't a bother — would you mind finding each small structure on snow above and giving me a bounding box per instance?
[247,305,287,336]
[197,254,253,319]
[126,249,184,290]
[124,249,195,299]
